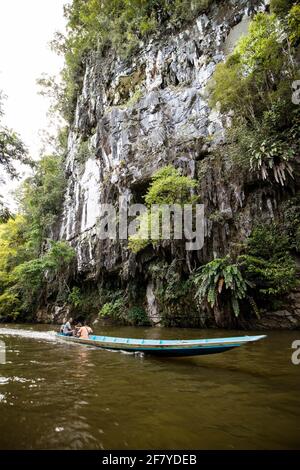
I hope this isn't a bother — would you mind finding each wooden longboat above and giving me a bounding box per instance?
[57,333,266,357]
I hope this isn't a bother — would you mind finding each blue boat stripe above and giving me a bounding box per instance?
[83,334,266,347]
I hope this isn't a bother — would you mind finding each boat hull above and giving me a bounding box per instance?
[56,334,266,357]
[108,345,237,357]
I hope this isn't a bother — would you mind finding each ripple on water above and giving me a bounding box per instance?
[0,328,58,342]
[0,393,7,403]
[0,376,45,386]
[0,377,9,385]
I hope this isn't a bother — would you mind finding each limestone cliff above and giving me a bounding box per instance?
[49,0,300,329]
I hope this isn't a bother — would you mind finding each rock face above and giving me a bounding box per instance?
[55,0,300,328]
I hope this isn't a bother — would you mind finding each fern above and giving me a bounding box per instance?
[193,256,248,317]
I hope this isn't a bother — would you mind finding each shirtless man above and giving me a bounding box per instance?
[76,322,93,339]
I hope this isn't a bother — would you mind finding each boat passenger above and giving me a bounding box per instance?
[76,322,93,340]
[74,323,81,336]
[60,318,66,334]
[61,318,74,336]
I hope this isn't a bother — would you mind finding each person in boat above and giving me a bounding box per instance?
[74,322,81,336]
[60,318,74,336]
[76,321,93,339]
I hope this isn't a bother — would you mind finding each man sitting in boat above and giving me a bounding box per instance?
[76,322,93,339]
[60,318,74,336]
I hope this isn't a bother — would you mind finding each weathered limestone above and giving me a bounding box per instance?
[54,0,300,328]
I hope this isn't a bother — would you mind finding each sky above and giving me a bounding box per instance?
[0,0,67,207]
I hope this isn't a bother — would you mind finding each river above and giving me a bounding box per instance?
[0,324,299,450]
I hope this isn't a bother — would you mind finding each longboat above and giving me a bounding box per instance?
[57,333,266,357]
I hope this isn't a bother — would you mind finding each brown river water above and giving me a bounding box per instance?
[0,324,299,450]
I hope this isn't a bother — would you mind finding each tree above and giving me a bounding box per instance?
[0,153,71,322]
[0,92,28,178]
[0,92,29,222]
[19,155,66,251]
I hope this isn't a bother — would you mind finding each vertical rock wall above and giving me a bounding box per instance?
[53,0,300,328]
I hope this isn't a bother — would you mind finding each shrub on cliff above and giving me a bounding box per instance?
[210,11,298,120]
[68,286,83,308]
[98,289,150,326]
[282,194,300,253]
[128,165,197,253]
[193,224,298,319]
[127,306,150,326]
[99,291,128,323]
[209,6,300,186]
[149,260,196,326]
[194,256,249,318]
[270,0,295,17]
[145,165,197,206]
[238,225,297,298]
